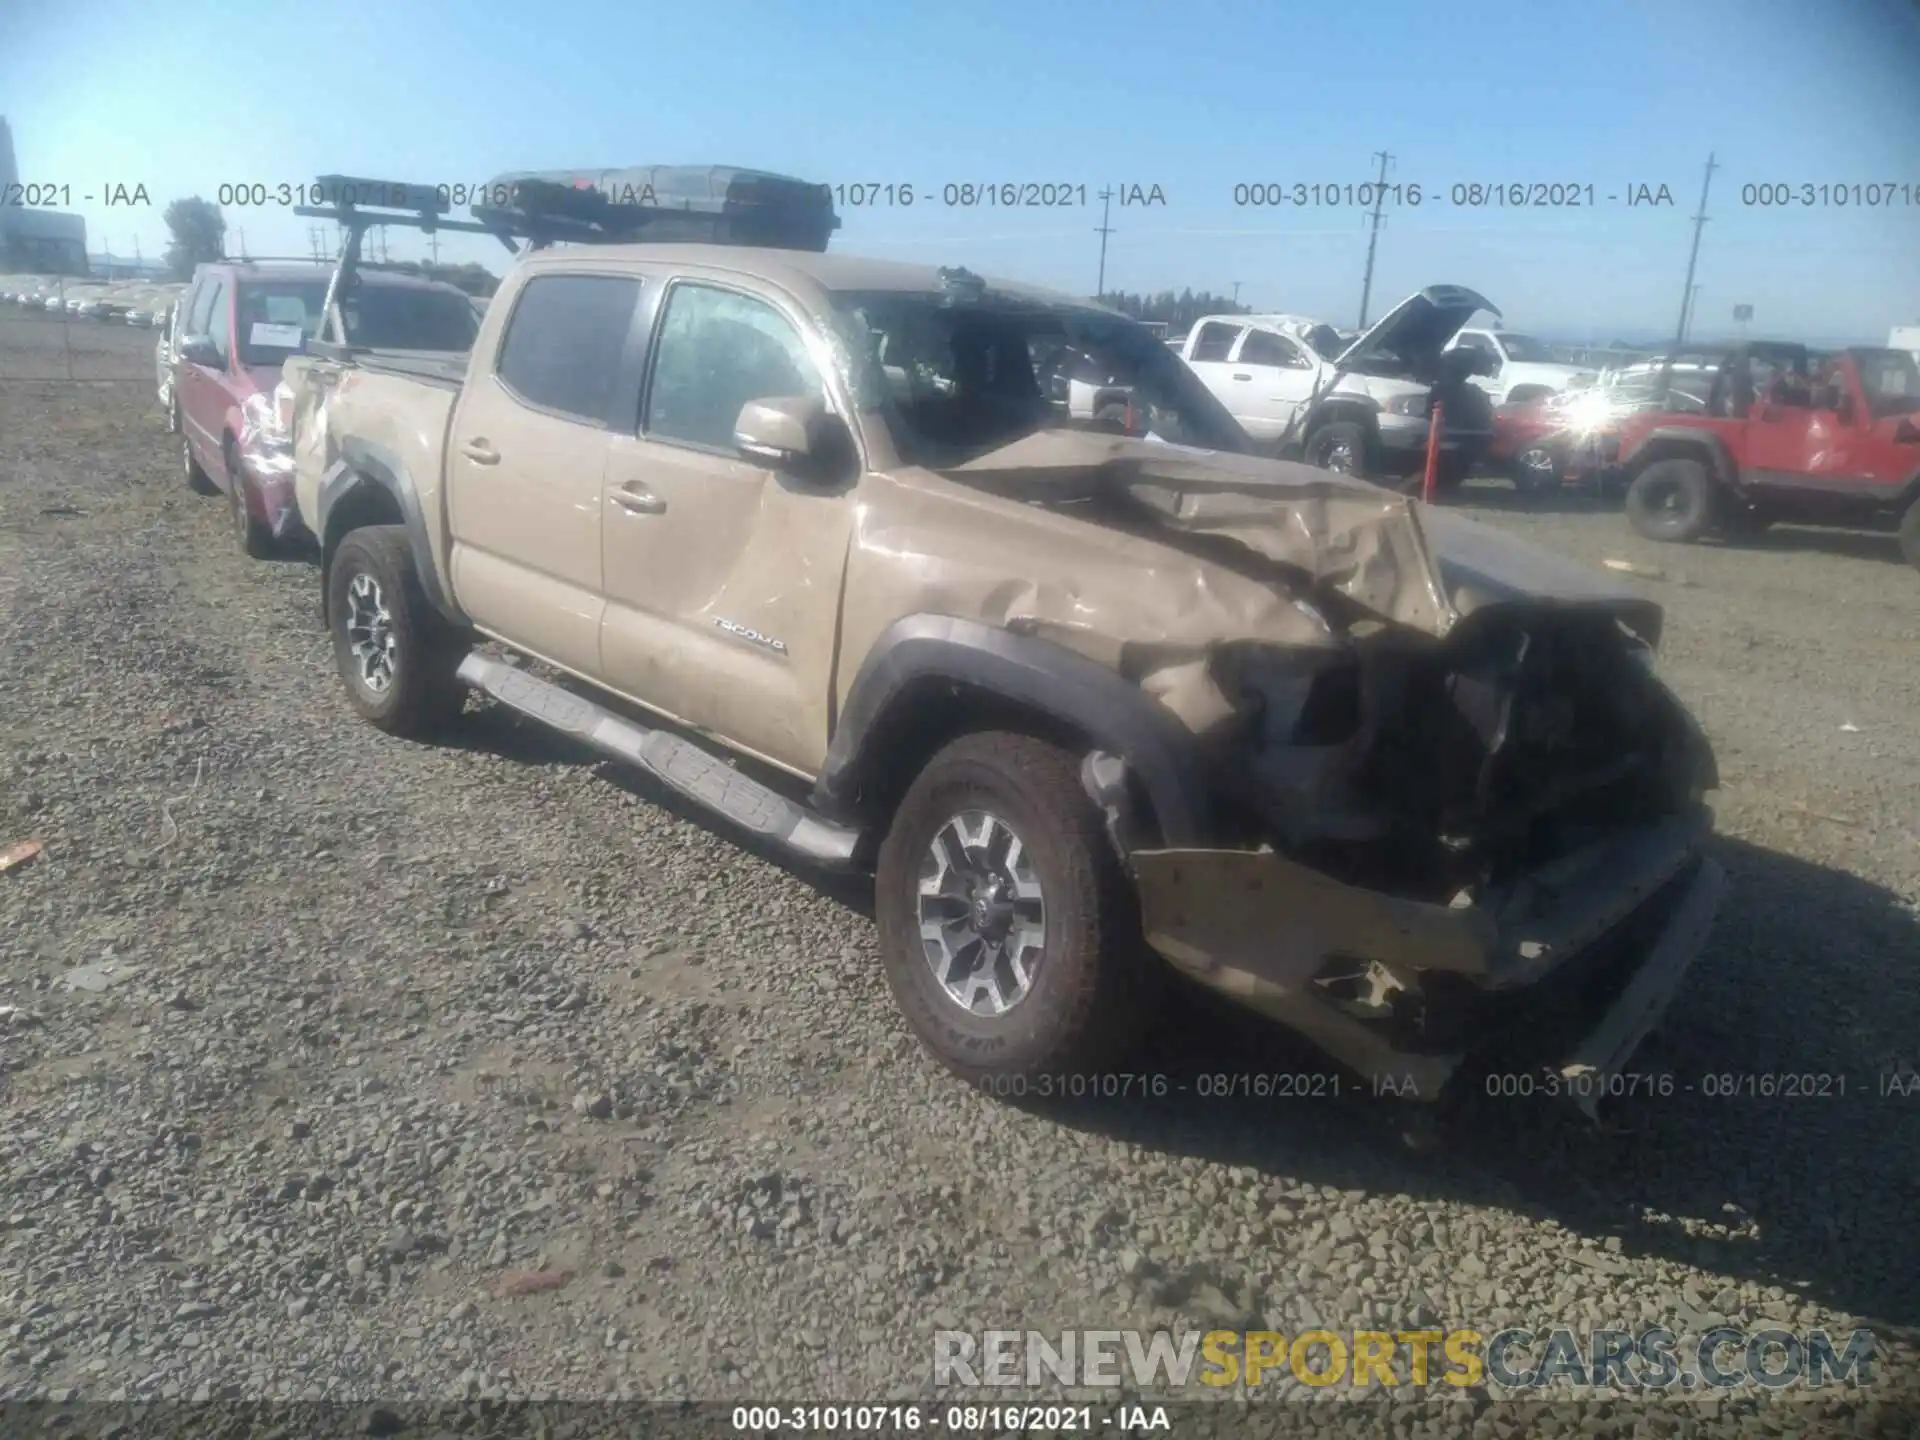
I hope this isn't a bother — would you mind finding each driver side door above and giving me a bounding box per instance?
[598,276,857,776]
[1228,328,1319,439]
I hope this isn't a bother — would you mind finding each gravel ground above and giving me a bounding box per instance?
[3,316,1918,1430]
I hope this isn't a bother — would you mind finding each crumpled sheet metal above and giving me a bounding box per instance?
[1131,846,1497,989]
[836,463,1344,715]
[237,414,304,540]
[938,432,1454,635]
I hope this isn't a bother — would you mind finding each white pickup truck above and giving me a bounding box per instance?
[1177,285,1497,489]
[1444,328,1597,404]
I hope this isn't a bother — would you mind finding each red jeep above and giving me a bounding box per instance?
[1616,342,1920,568]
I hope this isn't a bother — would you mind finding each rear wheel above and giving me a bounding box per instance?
[326,525,468,737]
[874,732,1160,1086]
[1625,457,1715,542]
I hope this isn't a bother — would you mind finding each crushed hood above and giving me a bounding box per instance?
[1338,285,1498,371]
[937,430,1662,644]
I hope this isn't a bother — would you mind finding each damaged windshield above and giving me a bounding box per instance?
[826,290,1254,463]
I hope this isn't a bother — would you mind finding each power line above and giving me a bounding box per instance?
[1675,152,1718,344]
[1357,150,1392,329]
[1093,187,1115,301]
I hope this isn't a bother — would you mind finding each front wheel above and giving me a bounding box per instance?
[326,525,467,737]
[1899,496,1920,573]
[225,441,275,559]
[1304,421,1372,480]
[874,732,1160,1086]
[1625,457,1715,542]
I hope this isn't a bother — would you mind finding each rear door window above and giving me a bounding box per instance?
[495,274,644,426]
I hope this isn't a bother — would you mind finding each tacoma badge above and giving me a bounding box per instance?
[713,617,789,655]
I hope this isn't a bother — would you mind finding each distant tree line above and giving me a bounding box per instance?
[1097,289,1249,332]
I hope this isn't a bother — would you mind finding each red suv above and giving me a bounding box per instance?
[171,261,480,555]
[1616,343,1920,569]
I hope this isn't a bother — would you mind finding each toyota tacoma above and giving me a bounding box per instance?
[281,168,1726,1112]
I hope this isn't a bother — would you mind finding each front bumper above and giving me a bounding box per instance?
[1132,810,1724,1110]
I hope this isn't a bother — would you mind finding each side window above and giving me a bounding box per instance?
[1189,321,1241,363]
[203,282,230,365]
[495,274,643,425]
[644,283,823,451]
[1238,331,1309,370]
[1454,332,1495,355]
[186,277,219,339]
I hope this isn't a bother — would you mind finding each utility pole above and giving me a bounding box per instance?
[1093,187,1115,300]
[1675,152,1718,343]
[1357,150,1393,329]
[1231,280,1242,307]
[1682,283,1703,343]
[429,228,441,265]
[236,227,247,259]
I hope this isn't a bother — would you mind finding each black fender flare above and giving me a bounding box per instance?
[809,615,1211,847]
[1620,427,1738,489]
[316,439,465,624]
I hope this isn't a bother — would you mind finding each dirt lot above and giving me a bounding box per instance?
[3,316,1918,1427]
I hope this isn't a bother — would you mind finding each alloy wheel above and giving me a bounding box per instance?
[916,810,1047,1016]
[343,572,398,695]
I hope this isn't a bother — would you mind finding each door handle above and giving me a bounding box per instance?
[458,439,500,465]
[1232,372,1253,381]
[611,482,666,515]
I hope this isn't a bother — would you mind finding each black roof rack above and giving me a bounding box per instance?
[467,167,839,252]
[288,167,839,358]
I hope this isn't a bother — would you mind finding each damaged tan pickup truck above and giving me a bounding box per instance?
[282,169,1725,1113]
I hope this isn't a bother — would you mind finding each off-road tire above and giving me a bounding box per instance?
[326,525,467,738]
[874,731,1161,1086]
[1625,457,1715,543]
[1304,420,1373,480]
[182,426,216,496]
[1899,496,1920,573]
[225,439,275,559]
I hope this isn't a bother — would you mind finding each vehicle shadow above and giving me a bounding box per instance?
[1711,525,1909,567]
[1453,478,1618,515]
[1028,834,1920,1333]
[439,688,877,916]
[431,689,1920,1327]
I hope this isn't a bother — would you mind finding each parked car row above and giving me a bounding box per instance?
[147,164,1732,1123]
[0,273,188,327]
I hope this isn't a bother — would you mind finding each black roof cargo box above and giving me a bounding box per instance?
[470,166,840,251]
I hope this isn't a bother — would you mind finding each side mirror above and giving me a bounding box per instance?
[176,334,220,368]
[733,395,852,480]
[1895,417,1920,444]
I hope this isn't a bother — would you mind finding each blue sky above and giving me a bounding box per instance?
[4,0,1917,342]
